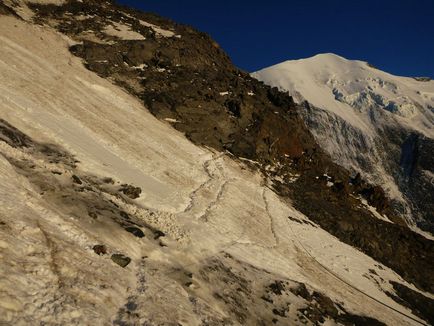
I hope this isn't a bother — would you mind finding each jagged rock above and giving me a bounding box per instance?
[111,254,131,268]
[119,184,142,199]
[267,280,285,295]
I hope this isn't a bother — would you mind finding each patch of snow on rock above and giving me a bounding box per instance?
[104,21,145,41]
[139,20,176,38]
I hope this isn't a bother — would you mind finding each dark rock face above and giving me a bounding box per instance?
[401,135,434,232]
[300,101,434,233]
[400,133,419,178]
[24,0,434,295]
[381,126,434,233]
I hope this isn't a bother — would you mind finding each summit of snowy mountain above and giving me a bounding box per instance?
[253,54,434,233]
[253,53,434,136]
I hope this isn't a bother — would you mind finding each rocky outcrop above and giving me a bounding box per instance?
[387,281,434,324]
[0,119,33,148]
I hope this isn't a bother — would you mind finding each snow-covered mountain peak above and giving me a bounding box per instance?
[253,54,434,138]
[253,54,434,233]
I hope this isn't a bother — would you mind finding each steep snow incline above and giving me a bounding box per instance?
[253,54,434,230]
[0,17,430,325]
[0,18,206,213]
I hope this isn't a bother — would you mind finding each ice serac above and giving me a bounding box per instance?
[253,53,434,233]
[1,2,434,325]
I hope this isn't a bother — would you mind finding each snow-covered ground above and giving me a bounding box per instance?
[0,17,430,325]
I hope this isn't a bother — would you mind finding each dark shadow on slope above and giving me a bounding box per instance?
[386,281,434,325]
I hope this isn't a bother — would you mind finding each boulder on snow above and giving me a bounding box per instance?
[124,226,145,238]
[111,254,131,268]
[72,174,83,185]
[119,184,142,199]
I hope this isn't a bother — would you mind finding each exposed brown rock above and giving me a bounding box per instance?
[93,244,107,255]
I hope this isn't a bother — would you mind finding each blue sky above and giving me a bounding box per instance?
[117,0,434,77]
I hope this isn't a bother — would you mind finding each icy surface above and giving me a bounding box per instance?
[0,17,428,325]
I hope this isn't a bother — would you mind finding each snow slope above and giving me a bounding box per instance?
[0,17,430,325]
[253,53,434,229]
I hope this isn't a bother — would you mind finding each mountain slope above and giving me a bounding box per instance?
[0,2,433,325]
[253,53,434,233]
